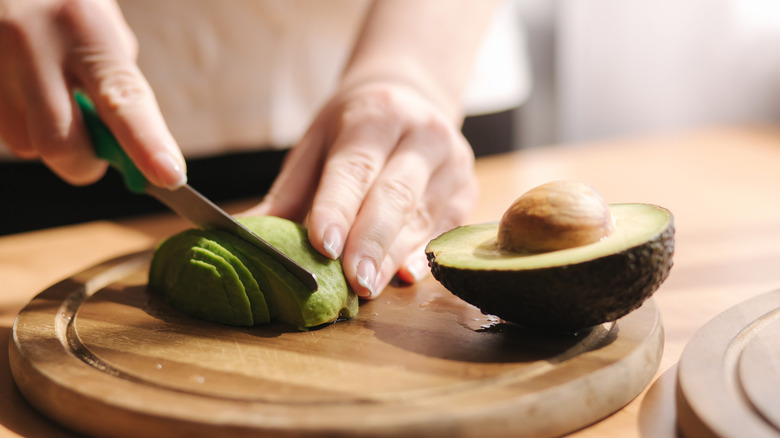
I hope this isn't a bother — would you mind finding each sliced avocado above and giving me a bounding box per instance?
[425,203,674,331]
[148,216,358,329]
[149,230,267,326]
[214,216,359,328]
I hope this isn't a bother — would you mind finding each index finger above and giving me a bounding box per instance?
[62,1,186,189]
[305,93,404,261]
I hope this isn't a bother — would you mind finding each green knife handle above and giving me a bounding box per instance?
[75,91,148,194]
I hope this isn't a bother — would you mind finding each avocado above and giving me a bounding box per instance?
[148,216,358,329]
[425,203,674,331]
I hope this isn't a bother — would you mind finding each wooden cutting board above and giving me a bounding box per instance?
[677,288,780,438]
[10,250,663,438]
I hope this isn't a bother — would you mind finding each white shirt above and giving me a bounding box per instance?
[0,0,528,160]
[121,0,528,157]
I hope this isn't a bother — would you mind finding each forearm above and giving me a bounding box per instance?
[340,0,502,123]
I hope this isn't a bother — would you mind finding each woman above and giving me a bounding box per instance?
[0,0,528,297]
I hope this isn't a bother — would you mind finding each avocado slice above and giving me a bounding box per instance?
[148,230,268,326]
[425,203,674,331]
[216,216,359,329]
[148,216,358,329]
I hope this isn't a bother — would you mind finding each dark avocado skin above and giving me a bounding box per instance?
[426,222,674,331]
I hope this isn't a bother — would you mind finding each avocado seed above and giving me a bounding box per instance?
[497,181,615,252]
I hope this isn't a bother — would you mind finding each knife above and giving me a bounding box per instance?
[74,91,318,292]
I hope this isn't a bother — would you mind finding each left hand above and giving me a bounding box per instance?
[244,80,478,298]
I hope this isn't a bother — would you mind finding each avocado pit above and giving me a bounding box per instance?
[498,181,616,253]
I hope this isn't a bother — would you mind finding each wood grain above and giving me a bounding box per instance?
[7,127,780,437]
[10,251,663,438]
[677,289,780,438]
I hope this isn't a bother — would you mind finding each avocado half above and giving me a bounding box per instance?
[148,215,358,330]
[425,203,674,331]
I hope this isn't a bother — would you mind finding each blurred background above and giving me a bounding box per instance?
[513,0,780,148]
[5,0,780,234]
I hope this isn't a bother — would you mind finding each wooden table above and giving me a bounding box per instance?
[3,126,780,437]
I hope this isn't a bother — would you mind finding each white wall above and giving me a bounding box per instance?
[516,0,780,147]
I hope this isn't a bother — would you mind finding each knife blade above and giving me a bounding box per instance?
[75,91,318,292]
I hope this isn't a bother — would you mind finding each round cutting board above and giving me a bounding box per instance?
[10,250,663,438]
[677,289,780,438]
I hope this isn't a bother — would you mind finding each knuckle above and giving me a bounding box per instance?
[315,151,381,226]
[57,0,139,56]
[418,113,451,140]
[358,87,396,112]
[331,149,380,189]
[54,1,146,109]
[340,89,400,128]
[97,69,147,109]
[380,178,418,214]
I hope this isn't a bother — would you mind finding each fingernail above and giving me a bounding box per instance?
[152,151,187,189]
[322,226,343,260]
[406,257,430,283]
[356,258,377,298]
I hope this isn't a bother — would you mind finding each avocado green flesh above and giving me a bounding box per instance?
[427,204,670,271]
[425,203,674,330]
[148,216,358,329]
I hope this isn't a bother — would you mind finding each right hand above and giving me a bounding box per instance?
[0,0,186,188]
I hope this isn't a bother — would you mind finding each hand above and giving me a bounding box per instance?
[244,81,478,298]
[0,0,185,188]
